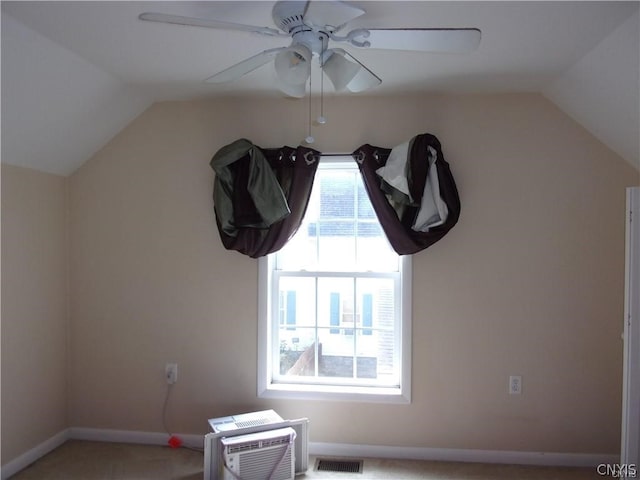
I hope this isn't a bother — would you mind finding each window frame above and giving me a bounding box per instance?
[257,158,412,404]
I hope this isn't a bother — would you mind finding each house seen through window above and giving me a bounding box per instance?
[258,157,411,402]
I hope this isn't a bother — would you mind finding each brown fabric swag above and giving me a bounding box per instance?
[211,140,320,258]
[352,134,461,255]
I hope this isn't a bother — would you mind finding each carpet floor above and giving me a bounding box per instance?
[8,440,605,479]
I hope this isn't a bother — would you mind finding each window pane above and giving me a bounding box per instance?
[316,328,385,380]
[356,222,398,271]
[320,171,354,218]
[318,277,353,330]
[278,327,316,376]
[277,276,399,383]
[277,276,315,328]
[275,163,398,273]
[355,277,397,381]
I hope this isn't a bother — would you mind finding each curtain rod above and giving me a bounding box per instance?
[317,152,389,160]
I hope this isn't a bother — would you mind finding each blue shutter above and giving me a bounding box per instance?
[287,291,296,330]
[330,292,340,334]
[362,294,373,335]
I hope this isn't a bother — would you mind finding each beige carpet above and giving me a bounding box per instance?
[8,440,604,479]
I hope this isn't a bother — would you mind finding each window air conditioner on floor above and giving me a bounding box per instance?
[204,410,309,480]
[221,427,296,480]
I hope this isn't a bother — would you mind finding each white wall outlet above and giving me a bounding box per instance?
[509,375,522,395]
[166,363,178,384]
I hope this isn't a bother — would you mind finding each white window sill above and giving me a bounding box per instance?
[258,382,410,404]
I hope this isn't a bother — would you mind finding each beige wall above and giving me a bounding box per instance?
[67,93,638,455]
[1,165,68,464]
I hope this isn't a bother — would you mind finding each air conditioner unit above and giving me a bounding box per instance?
[209,410,285,433]
[221,427,296,480]
[204,410,309,480]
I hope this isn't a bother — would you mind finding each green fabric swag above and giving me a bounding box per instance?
[210,139,320,258]
[211,138,290,237]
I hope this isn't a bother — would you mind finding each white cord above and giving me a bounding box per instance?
[267,441,292,480]
[162,383,204,453]
[162,383,174,436]
[305,72,314,144]
[318,57,326,124]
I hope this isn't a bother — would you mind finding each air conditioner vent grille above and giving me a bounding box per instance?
[227,435,291,454]
[238,445,293,480]
[234,418,271,429]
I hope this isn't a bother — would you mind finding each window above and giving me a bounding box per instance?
[258,158,411,403]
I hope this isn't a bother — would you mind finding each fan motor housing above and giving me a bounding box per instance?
[292,30,329,57]
[273,1,307,33]
[273,1,329,56]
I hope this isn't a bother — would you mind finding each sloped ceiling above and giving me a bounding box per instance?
[1,11,154,175]
[543,11,639,168]
[1,1,638,176]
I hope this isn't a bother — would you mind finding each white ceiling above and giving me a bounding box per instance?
[2,1,639,176]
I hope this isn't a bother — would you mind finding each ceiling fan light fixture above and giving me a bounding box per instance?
[140,1,480,98]
[278,81,308,98]
[322,49,381,93]
[322,50,359,92]
[275,44,312,97]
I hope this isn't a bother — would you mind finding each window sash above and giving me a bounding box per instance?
[270,270,402,388]
[274,159,399,274]
[259,252,411,403]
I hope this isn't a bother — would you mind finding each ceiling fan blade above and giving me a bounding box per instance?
[138,12,283,37]
[362,28,481,52]
[205,48,286,83]
[303,0,365,31]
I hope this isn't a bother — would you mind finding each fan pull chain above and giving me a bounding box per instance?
[305,71,314,144]
[318,65,326,125]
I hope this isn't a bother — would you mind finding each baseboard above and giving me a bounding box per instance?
[0,429,70,480]
[0,428,203,479]
[309,441,619,467]
[68,427,204,449]
[74,428,616,468]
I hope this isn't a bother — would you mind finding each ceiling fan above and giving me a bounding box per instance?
[139,0,481,97]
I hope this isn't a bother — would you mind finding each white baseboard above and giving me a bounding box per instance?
[0,429,70,480]
[0,428,203,479]
[309,441,619,468]
[69,427,204,449]
[1,427,618,479]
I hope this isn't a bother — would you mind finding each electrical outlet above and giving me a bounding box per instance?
[509,375,522,395]
[166,363,178,384]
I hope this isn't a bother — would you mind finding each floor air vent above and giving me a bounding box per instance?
[315,458,363,474]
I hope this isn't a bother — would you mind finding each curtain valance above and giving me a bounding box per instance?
[210,138,320,258]
[352,133,460,255]
[210,134,459,257]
